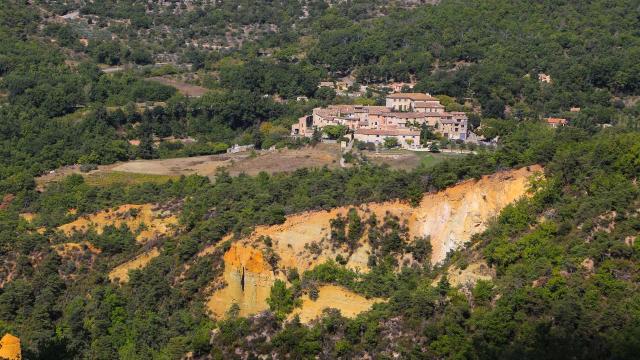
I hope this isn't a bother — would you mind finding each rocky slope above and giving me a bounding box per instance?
[207,165,542,320]
[58,204,178,243]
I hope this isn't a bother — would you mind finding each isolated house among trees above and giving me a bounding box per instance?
[546,117,568,128]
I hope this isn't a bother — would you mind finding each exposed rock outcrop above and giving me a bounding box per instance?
[207,166,542,320]
[0,333,21,360]
[208,243,285,318]
[408,165,539,263]
[289,285,383,324]
[58,204,178,243]
[109,247,161,283]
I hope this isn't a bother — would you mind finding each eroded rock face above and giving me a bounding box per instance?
[409,165,541,263]
[58,204,178,243]
[0,333,21,360]
[208,243,285,318]
[289,285,383,324]
[207,166,542,319]
[109,247,160,283]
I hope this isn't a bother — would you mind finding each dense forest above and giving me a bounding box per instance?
[1,0,640,359]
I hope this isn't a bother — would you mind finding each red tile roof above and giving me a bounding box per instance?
[546,117,568,125]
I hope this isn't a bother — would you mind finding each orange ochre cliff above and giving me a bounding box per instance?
[207,166,542,321]
[0,333,21,360]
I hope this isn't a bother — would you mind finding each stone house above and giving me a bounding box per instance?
[385,93,439,111]
[439,113,468,140]
[354,129,420,148]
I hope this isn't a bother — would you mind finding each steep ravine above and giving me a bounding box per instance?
[207,165,542,320]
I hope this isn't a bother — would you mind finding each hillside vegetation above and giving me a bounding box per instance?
[0,0,639,359]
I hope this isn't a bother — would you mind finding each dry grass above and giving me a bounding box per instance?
[226,143,341,176]
[84,171,178,187]
[109,155,231,177]
[363,150,464,171]
[37,144,342,190]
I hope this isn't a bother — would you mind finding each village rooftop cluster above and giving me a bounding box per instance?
[291,92,469,149]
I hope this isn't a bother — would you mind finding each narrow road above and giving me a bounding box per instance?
[340,138,354,168]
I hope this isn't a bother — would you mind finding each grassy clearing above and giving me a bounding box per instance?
[84,171,179,187]
[415,152,464,168]
[363,149,467,171]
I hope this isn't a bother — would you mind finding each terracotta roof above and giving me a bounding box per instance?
[386,93,437,101]
[546,117,568,125]
[355,129,420,136]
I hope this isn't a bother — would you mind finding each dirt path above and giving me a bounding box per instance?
[226,144,340,176]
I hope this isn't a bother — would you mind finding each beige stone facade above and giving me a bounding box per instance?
[291,93,470,144]
[354,128,420,148]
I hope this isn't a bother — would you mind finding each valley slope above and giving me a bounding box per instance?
[207,165,541,320]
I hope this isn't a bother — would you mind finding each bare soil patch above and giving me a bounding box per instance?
[226,143,341,176]
[110,155,232,176]
[58,204,178,243]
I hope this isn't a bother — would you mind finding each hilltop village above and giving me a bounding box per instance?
[292,92,469,149]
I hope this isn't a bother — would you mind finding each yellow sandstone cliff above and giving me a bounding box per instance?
[207,166,542,321]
